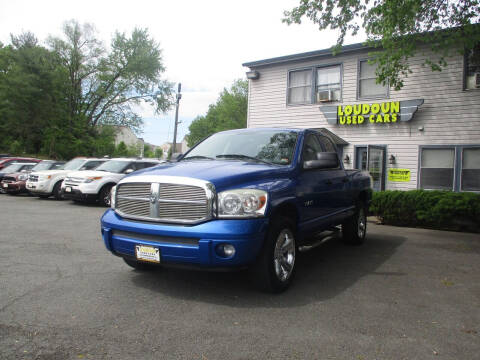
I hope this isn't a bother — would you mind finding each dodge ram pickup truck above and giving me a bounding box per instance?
[101,128,372,292]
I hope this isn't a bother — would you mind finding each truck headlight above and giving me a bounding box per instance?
[83,176,102,183]
[110,185,117,209]
[217,189,267,218]
[18,174,28,181]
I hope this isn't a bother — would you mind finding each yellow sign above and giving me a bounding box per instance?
[338,101,399,125]
[388,168,411,182]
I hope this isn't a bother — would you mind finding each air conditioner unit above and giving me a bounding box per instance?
[317,89,333,102]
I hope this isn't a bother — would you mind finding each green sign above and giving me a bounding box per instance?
[388,169,411,182]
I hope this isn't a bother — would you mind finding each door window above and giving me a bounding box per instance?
[302,134,323,161]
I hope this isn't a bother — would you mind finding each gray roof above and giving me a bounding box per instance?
[242,42,370,68]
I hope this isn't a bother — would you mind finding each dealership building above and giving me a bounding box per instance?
[243,41,480,192]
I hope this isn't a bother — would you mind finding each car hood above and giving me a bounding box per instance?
[2,172,24,180]
[31,169,70,177]
[127,160,294,190]
[66,170,120,178]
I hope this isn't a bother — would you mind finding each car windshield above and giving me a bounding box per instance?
[32,162,54,171]
[95,160,131,173]
[62,158,87,170]
[183,130,298,165]
[1,163,24,173]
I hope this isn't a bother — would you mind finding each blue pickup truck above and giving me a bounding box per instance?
[101,128,372,292]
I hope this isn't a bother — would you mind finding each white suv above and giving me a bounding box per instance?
[26,157,107,200]
[61,158,162,206]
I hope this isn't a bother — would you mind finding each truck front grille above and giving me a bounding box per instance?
[115,179,214,224]
[29,175,38,182]
[2,176,16,183]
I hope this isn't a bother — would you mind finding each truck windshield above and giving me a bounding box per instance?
[63,158,87,170]
[95,160,131,173]
[183,130,298,165]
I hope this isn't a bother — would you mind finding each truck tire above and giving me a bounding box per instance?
[123,257,158,271]
[342,202,367,245]
[52,181,64,200]
[250,216,296,293]
[99,184,113,207]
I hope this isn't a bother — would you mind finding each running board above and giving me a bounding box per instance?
[298,227,341,253]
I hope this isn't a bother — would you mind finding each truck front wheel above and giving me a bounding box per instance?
[342,203,367,245]
[250,216,296,293]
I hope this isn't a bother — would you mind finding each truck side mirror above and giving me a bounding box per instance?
[303,152,339,170]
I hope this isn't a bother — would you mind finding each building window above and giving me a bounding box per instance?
[288,69,312,104]
[465,44,480,90]
[358,60,388,98]
[420,148,455,190]
[461,148,480,191]
[316,65,341,102]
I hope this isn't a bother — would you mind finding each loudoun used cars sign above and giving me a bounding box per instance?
[320,99,424,125]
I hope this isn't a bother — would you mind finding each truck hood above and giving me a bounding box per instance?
[128,160,293,190]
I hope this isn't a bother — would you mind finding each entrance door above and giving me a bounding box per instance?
[367,145,386,191]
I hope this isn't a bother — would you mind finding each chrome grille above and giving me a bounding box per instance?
[117,183,151,199]
[3,177,16,183]
[29,175,38,182]
[114,178,213,224]
[64,177,84,186]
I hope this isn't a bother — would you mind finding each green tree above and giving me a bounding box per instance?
[48,20,174,132]
[143,144,155,158]
[154,147,163,158]
[115,141,128,157]
[283,1,480,90]
[187,79,248,147]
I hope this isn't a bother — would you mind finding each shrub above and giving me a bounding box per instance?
[370,190,480,232]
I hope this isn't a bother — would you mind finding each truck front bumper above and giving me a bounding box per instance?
[101,209,268,268]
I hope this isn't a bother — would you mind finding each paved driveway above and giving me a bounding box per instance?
[0,194,479,360]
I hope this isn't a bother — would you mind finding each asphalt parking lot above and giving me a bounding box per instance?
[0,194,479,360]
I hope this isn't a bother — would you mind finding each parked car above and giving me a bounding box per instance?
[0,163,38,193]
[0,157,40,170]
[1,160,65,195]
[26,157,108,200]
[100,128,372,292]
[62,158,162,206]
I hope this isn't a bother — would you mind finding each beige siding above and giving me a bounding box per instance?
[246,47,480,190]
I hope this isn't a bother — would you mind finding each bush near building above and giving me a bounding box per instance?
[370,190,480,233]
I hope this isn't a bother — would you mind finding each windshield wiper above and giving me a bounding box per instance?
[216,154,273,165]
[182,155,215,161]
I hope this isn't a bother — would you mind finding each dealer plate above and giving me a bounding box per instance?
[135,245,160,263]
[65,186,72,193]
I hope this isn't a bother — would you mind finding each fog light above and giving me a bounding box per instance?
[216,244,236,258]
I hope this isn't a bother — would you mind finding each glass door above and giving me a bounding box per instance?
[367,145,386,191]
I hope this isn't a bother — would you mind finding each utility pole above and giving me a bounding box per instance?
[172,83,182,155]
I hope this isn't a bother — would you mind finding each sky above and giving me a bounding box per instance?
[0,0,364,146]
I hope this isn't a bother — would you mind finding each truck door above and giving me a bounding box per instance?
[297,133,346,231]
